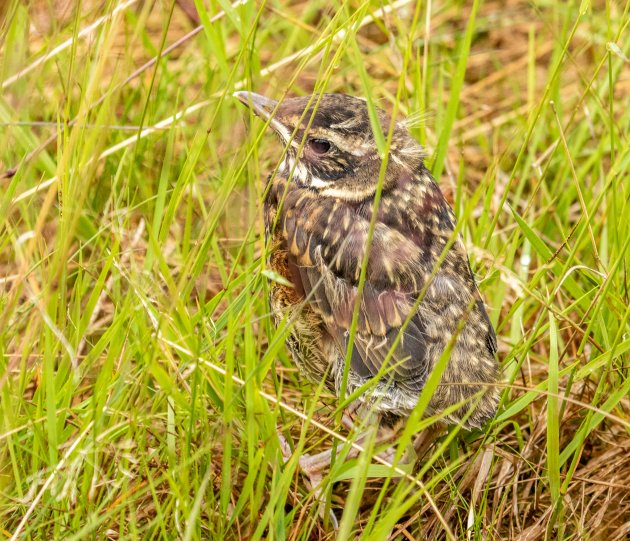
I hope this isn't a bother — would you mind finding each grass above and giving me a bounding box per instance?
[1,0,629,539]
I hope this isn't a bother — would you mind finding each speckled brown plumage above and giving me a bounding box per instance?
[236,92,499,429]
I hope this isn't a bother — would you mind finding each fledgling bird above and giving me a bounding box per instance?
[235,91,499,437]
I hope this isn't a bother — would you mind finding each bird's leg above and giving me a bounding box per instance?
[277,416,436,527]
[293,400,366,481]
[299,422,398,483]
[277,431,294,464]
[277,416,396,529]
[276,431,340,529]
[296,424,399,530]
[411,423,445,460]
[275,413,366,476]
[281,421,443,483]
[376,423,445,474]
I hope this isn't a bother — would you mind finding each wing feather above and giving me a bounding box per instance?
[275,173,489,393]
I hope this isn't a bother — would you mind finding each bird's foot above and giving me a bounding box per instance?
[277,432,293,464]
[412,423,444,460]
[299,450,340,529]
[277,434,339,529]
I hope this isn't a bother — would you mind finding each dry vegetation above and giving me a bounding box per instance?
[1,0,629,540]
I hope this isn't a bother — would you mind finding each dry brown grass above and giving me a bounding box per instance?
[1,0,629,539]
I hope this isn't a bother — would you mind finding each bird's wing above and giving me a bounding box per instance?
[276,175,492,393]
[296,262,433,392]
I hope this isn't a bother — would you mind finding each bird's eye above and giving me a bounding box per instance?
[308,138,331,155]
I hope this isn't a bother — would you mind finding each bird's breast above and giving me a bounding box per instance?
[263,184,306,316]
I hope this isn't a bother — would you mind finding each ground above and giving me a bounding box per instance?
[0,0,629,539]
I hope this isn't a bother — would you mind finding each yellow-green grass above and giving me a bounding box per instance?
[0,0,629,539]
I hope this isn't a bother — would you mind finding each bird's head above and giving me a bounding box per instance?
[235,92,426,202]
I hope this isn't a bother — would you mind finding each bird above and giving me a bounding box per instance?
[234,91,499,478]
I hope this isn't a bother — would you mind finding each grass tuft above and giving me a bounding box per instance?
[1,0,629,539]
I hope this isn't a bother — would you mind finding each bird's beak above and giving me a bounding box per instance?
[234,91,292,142]
[233,91,278,121]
